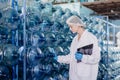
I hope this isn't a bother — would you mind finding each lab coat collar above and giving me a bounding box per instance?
[76,30,92,48]
[77,30,88,42]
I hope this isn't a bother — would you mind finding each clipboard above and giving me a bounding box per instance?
[77,44,93,55]
[77,44,93,63]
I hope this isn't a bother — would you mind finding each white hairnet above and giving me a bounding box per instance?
[66,15,85,27]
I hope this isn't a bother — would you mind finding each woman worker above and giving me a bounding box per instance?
[54,15,101,80]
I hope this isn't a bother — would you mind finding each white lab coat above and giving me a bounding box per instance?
[58,30,101,80]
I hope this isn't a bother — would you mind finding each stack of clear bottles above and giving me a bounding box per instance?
[0,0,20,79]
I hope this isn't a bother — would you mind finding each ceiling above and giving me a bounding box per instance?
[81,0,120,20]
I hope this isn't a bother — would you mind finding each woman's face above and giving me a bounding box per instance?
[69,24,79,33]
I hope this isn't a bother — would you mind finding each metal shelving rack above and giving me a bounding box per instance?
[12,0,27,79]
[23,0,27,79]
[96,16,120,80]
[11,0,19,80]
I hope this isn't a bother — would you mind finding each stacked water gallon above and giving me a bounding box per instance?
[99,25,120,80]
[18,1,74,80]
[107,47,120,80]
[0,0,20,80]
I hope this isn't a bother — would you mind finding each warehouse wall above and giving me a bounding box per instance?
[54,2,94,16]
[54,2,81,14]
[80,5,94,16]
